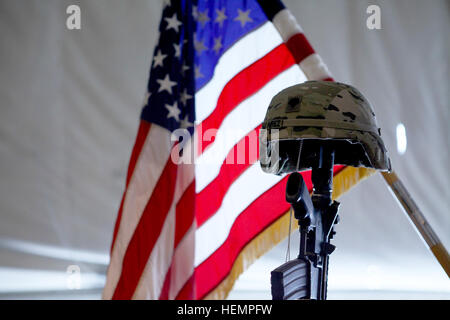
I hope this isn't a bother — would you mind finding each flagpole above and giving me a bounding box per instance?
[381,171,450,277]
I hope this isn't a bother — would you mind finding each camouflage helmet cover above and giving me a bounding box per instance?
[260,81,391,174]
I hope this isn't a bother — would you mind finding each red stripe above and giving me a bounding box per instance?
[158,180,196,300]
[195,166,345,299]
[197,44,295,154]
[175,273,196,300]
[195,176,291,299]
[286,33,315,64]
[196,125,261,226]
[110,121,151,253]
[175,181,196,247]
[158,264,171,300]
[126,121,152,186]
[110,194,126,254]
[112,157,178,300]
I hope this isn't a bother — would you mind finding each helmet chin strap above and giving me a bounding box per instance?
[295,140,303,172]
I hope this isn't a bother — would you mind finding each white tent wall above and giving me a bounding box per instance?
[0,0,448,299]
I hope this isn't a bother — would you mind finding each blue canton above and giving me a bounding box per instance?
[141,0,268,135]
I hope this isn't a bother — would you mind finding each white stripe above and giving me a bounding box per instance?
[195,65,306,193]
[195,21,283,124]
[132,141,195,299]
[272,9,303,42]
[272,8,333,81]
[168,222,196,299]
[299,53,333,80]
[194,162,283,266]
[103,124,173,299]
[131,204,175,299]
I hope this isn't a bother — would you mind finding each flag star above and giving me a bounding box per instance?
[197,9,210,27]
[194,65,204,79]
[181,63,190,76]
[156,74,177,94]
[173,43,181,58]
[215,8,227,27]
[143,91,151,105]
[234,9,253,27]
[213,36,223,54]
[153,49,167,68]
[165,13,182,32]
[165,102,181,122]
[192,5,198,20]
[180,114,193,129]
[179,88,192,106]
[194,38,208,55]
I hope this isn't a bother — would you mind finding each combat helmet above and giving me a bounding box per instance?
[260,80,391,175]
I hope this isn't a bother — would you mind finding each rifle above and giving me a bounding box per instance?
[271,144,339,300]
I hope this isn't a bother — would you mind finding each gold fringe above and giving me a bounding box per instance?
[331,167,376,200]
[203,166,376,300]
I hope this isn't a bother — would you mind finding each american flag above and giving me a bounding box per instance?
[103,0,358,300]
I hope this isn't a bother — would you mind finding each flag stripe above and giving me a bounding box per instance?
[195,163,283,266]
[156,221,196,300]
[196,125,261,227]
[195,175,290,298]
[131,193,176,299]
[111,194,126,254]
[197,44,295,154]
[175,182,196,247]
[126,121,152,187]
[298,53,333,81]
[286,33,315,64]
[168,222,196,299]
[195,65,305,192]
[268,5,333,81]
[158,264,171,300]
[175,273,196,300]
[195,22,282,123]
[195,166,345,298]
[104,124,174,299]
[271,8,303,41]
[112,157,178,299]
[125,140,196,299]
[131,184,194,299]
[110,121,151,253]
